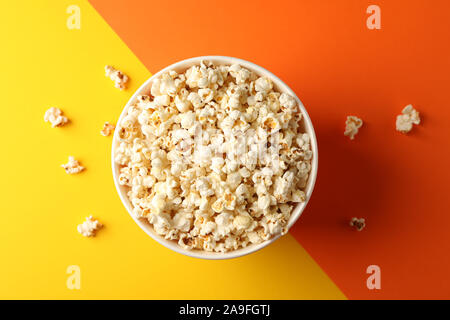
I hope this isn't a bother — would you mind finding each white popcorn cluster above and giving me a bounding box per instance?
[77,216,102,237]
[101,122,116,136]
[114,61,312,252]
[105,65,129,90]
[344,116,363,140]
[61,156,85,174]
[396,104,420,133]
[44,107,69,127]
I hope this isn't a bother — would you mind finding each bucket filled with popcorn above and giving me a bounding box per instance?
[112,56,318,259]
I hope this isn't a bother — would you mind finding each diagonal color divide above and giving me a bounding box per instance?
[0,0,344,299]
[89,0,450,299]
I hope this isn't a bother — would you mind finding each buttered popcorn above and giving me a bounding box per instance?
[350,217,366,231]
[101,122,116,136]
[105,65,129,90]
[77,216,102,237]
[44,107,69,127]
[114,61,313,252]
[344,116,363,140]
[396,104,420,133]
[61,156,85,174]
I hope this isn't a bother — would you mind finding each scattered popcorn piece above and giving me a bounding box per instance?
[61,156,85,174]
[396,104,420,134]
[105,65,129,90]
[114,61,313,252]
[44,107,68,127]
[77,216,102,237]
[349,217,366,231]
[344,116,363,140]
[100,122,116,136]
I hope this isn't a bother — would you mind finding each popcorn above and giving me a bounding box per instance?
[350,217,366,231]
[77,216,102,237]
[151,194,166,214]
[105,65,129,90]
[180,111,196,129]
[262,114,281,133]
[44,107,68,127]
[223,191,237,210]
[344,116,363,140]
[175,95,191,112]
[61,156,85,174]
[291,190,306,202]
[255,77,273,93]
[211,198,225,213]
[173,212,192,232]
[200,221,217,236]
[396,104,420,133]
[114,61,313,253]
[198,88,214,103]
[257,195,271,210]
[100,122,116,136]
[279,93,297,111]
[233,215,252,230]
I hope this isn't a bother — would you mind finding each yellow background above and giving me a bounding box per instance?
[0,1,345,299]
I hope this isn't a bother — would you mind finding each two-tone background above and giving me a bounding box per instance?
[1,0,450,299]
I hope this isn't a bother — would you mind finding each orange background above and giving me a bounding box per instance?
[88,0,450,299]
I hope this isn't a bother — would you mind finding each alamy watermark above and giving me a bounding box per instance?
[366,5,381,30]
[366,265,381,290]
[66,265,81,290]
[66,5,81,30]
